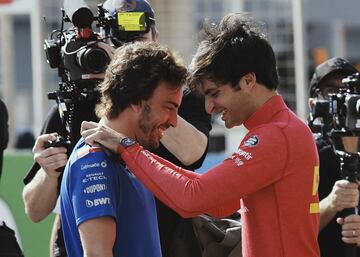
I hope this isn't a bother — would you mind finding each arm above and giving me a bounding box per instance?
[22,133,67,222]
[81,122,287,218]
[160,115,208,166]
[319,180,359,230]
[65,149,118,257]
[79,217,116,257]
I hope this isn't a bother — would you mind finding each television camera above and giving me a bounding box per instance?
[43,1,153,148]
[309,72,360,181]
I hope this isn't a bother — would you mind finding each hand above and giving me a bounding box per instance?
[81,121,125,154]
[327,180,359,213]
[337,215,360,246]
[33,133,68,178]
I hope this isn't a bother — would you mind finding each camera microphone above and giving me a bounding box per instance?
[64,0,93,29]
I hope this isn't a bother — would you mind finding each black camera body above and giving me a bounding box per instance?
[309,73,360,136]
[329,90,360,133]
[44,7,111,86]
[63,35,110,80]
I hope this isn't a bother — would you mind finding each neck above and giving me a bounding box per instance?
[100,109,136,139]
[253,84,278,110]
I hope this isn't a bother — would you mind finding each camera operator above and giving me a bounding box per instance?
[22,1,210,257]
[0,98,24,256]
[308,57,360,257]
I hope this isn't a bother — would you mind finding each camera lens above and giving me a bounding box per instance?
[77,47,110,74]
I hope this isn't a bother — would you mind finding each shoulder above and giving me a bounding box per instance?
[71,143,107,166]
[242,123,290,155]
[64,143,118,193]
[248,123,286,142]
[240,124,288,157]
[66,142,108,175]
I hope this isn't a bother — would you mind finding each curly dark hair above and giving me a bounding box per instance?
[188,13,279,91]
[96,41,188,119]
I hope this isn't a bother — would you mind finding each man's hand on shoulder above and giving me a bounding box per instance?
[81,121,126,154]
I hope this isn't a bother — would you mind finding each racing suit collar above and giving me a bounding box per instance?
[243,95,288,130]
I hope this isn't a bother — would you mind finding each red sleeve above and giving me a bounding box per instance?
[120,124,287,218]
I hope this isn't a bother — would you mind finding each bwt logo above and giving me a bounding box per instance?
[85,197,111,208]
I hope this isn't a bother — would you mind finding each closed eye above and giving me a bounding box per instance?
[210,91,219,98]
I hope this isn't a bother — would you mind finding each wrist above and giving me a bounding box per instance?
[118,137,138,153]
[324,194,341,213]
[41,168,61,181]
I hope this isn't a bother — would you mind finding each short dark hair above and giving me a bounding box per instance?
[96,42,187,119]
[189,13,279,91]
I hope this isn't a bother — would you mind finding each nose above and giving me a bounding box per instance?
[205,97,215,114]
[169,110,178,128]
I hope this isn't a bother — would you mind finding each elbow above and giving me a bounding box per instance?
[22,191,46,222]
[24,208,45,223]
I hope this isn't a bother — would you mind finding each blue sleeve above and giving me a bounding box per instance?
[68,151,119,226]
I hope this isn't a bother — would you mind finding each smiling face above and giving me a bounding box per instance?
[202,78,255,128]
[135,82,183,150]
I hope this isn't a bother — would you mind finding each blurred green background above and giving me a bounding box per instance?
[0,153,54,257]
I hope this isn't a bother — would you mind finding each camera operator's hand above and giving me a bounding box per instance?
[23,133,68,222]
[320,179,359,230]
[326,180,359,212]
[33,133,68,177]
[337,214,360,246]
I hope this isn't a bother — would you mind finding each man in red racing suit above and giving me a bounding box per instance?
[81,13,320,257]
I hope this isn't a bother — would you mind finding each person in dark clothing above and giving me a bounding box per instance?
[153,88,210,257]
[0,98,9,180]
[308,57,360,257]
[22,1,210,257]
[0,98,24,257]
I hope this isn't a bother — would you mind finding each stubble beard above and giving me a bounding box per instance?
[138,104,159,151]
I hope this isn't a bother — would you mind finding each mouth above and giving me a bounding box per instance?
[157,125,169,139]
[221,109,228,121]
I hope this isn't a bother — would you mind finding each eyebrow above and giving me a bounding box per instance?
[203,88,218,96]
[167,101,180,108]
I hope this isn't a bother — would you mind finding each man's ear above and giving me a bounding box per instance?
[130,101,143,113]
[240,73,256,91]
[308,98,316,110]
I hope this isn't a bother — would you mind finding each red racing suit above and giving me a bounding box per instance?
[118,95,320,257]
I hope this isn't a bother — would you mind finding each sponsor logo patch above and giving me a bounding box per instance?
[81,160,107,170]
[85,197,111,208]
[232,149,253,166]
[82,172,107,183]
[243,135,259,147]
[83,184,107,194]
